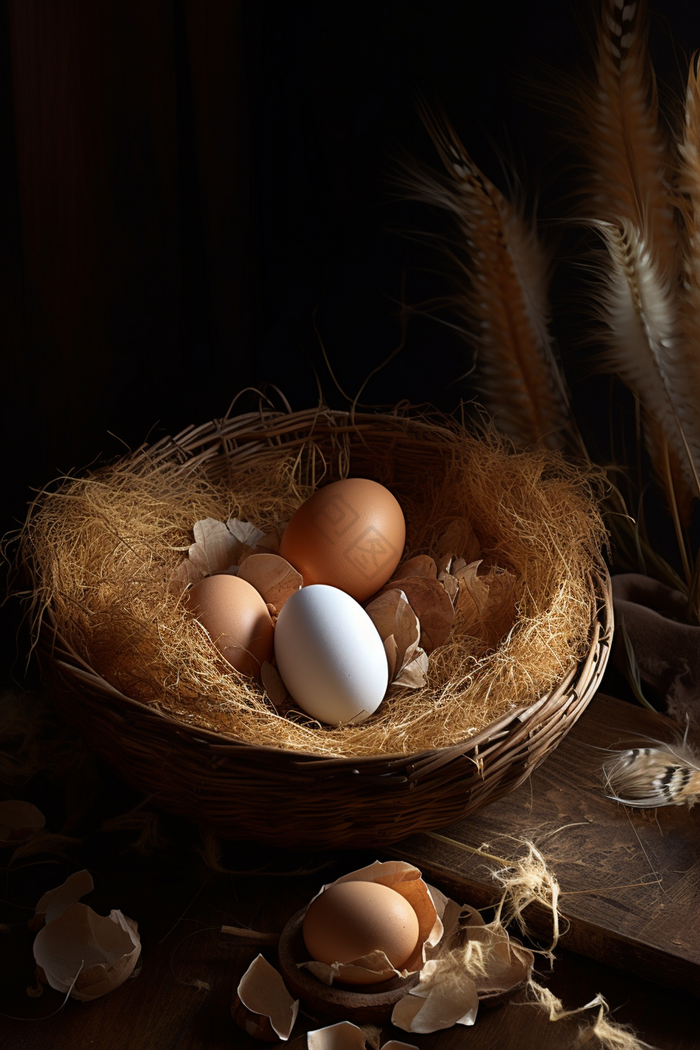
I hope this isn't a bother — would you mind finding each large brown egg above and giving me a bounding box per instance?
[302,880,420,984]
[186,573,273,678]
[279,478,406,603]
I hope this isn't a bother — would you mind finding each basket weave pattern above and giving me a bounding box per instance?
[35,408,613,848]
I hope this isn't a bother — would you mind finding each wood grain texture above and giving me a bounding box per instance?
[382,693,700,998]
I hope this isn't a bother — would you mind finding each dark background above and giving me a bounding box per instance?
[1,0,698,675]
[1,14,699,1043]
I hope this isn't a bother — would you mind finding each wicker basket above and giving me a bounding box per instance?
[32,407,613,849]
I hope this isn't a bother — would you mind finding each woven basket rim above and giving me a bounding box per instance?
[128,404,496,471]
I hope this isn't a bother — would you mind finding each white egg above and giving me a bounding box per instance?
[274,584,388,725]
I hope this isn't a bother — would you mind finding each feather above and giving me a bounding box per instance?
[602,736,700,808]
[579,0,677,277]
[589,218,700,523]
[403,107,573,453]
[574,0,700,534]
[673,52,700,488]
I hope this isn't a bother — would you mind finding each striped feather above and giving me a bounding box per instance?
[580,0,677,277]
[674,52,700,491]
[574,0,700,532]
[588,219,699,515]
[405,109,572,453]
[602,739,700,808]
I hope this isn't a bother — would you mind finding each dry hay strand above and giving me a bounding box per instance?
[524,982,657,1049]
[16,410,608,758]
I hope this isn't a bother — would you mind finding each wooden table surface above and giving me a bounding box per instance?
[0,687,697,1049]
[2,845,696,1050]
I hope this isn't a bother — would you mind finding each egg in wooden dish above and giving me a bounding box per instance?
[302,880,420,985]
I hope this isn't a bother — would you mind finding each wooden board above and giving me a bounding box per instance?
[381,693,700,997]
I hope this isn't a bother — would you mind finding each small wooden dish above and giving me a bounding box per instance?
[277,907,420,1023]
[277,907,531,1024]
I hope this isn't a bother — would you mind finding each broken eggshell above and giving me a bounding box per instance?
[236,552,302,615]
[0,800,46,846]
[176,516,267,585]
[300,859,443,987]
[33,901,141,1002]
[30,868,95,930]
[306,1020,418,1050]
[433,517,482,571]
[377,575,455,655]
[364,588,429,695]
[174,515,283,588]
[232,953,299,1042]
[390,956,479,1033]
[454,560,520,650]
[454,904,534,1000]
[391,901,534,1034]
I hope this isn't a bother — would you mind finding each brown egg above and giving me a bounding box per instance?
[302,880,420,984]
[279,478,406,603]
[186,573,274,678]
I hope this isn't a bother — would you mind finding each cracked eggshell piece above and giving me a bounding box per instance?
[236,553,302,615]
[33,901,141,1001]
[31,869,95,929]
[307,1021,419,1050]
[0,800,46,845]
[232,954,299,1042]
[391,959,479,1034]
[448,904,534,998]
[391,902,534,1034]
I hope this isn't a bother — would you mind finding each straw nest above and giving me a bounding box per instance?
[17,407,609,759]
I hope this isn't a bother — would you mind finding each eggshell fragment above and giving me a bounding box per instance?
[260,660,289,705]
[455,560,520,649]
[378,576,455,654]
[236,553,302,614]
[33,902,141,1001]
[279,478,406,602]
[392,555,438,580]
[450,904,534,996]
[433,517,482,570]
[274,585,388,725]
[391,902,533,1034]
[391,960,479,1033]
[306,1022,371,1050]
[364,589,429,694]
[233,954,299,1042]
[306,1021,419,1050]
[188,517,266,577]
[31,868,95,929]
[0,800,45,845]
[187,572,274,677]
